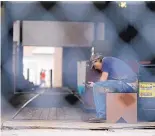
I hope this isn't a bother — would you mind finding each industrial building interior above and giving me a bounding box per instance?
[1,1,155,131]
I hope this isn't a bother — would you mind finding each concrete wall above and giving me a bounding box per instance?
[1,7,14,99]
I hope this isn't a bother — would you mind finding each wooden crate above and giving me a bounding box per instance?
[106,93,137,123]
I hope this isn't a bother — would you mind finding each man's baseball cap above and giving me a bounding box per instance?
[90,53,103,69]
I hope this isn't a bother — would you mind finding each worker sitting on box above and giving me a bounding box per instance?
[86,53,138,123]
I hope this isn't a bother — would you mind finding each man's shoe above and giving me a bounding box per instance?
[84,117,106,123]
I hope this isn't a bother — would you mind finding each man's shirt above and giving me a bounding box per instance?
[102,57,138,90]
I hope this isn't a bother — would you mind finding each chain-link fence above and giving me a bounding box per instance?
[1,1,155,122]
[2,1,155,62]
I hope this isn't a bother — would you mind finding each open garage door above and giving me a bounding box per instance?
[22,21,95,47]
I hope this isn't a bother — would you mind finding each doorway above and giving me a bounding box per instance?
[22,46,63,90]
[23,46,55,88]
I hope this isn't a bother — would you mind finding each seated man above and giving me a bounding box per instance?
[87,54,138,123]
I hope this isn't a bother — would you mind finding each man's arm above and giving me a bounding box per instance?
[100,72,109,81]
[88,72,108,87]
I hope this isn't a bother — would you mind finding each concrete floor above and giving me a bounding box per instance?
[1,87,155,131]
[1,93,37,122]
[2,129,155,136]
[1,88,95,122]
[12,87,95,121]
[13,107,95,121]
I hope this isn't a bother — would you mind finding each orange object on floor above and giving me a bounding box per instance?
[106,93,137,123]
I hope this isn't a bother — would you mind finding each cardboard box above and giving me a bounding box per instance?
[106,93,137,123]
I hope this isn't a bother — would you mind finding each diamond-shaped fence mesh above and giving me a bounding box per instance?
[2,1,155,61]
[1,2,155,122]
[1,1,155,91]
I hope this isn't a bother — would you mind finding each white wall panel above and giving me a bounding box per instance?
[77,61,86,86]
[53,47,63,87]
[23,21,94,47]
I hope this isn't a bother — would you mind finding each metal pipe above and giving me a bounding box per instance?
[12,89,47,119]
[91,47,94,56]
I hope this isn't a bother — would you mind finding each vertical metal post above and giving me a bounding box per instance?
[13,20,21,94]
[91,47,94,56]
[50,69,52,87]
[91,22,98,56]
[27,68,29,81]
[13,41,18,94]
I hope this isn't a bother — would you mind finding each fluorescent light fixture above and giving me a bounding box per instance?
[32,47,55,54]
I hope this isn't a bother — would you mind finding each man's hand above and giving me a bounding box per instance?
[88,82,94,87]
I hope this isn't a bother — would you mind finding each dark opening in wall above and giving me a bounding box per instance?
[63,47,91,90]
